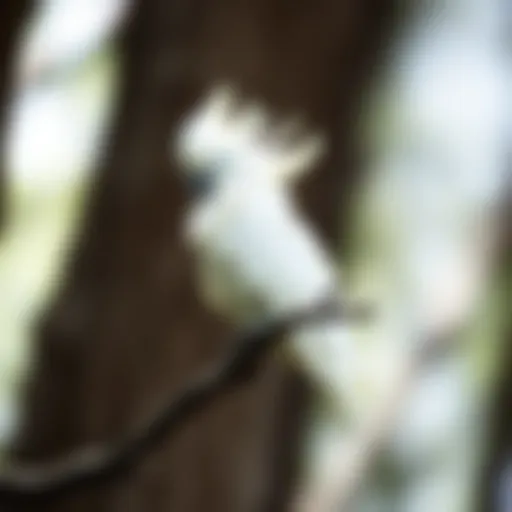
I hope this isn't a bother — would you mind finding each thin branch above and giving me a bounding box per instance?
[0,298,367,505]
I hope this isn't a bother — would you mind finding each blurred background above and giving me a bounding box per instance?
[0,0,126,444]
[0,0,509,511]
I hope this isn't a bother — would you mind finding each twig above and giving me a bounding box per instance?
[0,298,367,505]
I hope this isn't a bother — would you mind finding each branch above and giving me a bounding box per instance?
[0,298,367,505]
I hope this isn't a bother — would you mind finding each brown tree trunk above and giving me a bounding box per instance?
[10,1,399,511]
[477,193,512,512]
[0,0,33,234]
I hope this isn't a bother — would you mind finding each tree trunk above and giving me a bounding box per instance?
[11,1,399,511]
[477,194,512,512]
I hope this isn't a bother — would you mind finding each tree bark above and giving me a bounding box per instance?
[10,1,399,511]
